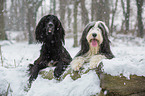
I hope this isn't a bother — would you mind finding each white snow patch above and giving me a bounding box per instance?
[27,71,100,96]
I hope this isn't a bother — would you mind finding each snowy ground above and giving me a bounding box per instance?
[0,35,145,96]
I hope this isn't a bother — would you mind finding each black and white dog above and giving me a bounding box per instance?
[28,15,72,84]
[71,21,114,71]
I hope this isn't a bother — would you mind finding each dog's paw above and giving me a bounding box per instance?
[89,55,105,69]
[70,57,85,71]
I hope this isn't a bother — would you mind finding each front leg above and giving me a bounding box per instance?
[54,61,68,78]
[70,56,86,71]
[89,55,105,69]
[29,60,48,84]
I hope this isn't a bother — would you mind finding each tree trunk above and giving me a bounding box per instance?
[49,0,52,14]
[27,8,36,44]
[73,0,79,47]
[110,0,118,35]
[91,0,96,21]
[103,0,110,27]
[121,0,130,34]
[80,0,89,26]
[20,0,25,31]
[125,0,130,34]
[96,0,110,27]
[59,0,67,26]
[96,0,103,21]
[53,0,56,15]
[67,0,72,33]
[0,0,7,40]
[24,1,43,44]
[136,0,144,38]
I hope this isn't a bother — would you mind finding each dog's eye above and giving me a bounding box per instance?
[47,18,50,21]
[53,19,56,22]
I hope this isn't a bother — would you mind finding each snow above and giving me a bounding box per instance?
[0,35,145,96]
[102,35,145,79]
[27,71,100,96]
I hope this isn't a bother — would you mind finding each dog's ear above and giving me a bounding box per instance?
[98,22,114,59]
[54,16,65,44]
[35,15,49,43]
[98,22,110,43]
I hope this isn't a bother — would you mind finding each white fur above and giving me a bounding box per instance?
[89,55,106,69]
[94,21,109,34]
[87,26,103,45]
[70,56,86,71]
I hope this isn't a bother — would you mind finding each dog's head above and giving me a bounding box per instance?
[86,22,104,48]
[35,15,65,44]
[77,21,114,59]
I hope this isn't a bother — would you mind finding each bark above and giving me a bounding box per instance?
[125,0,130,34]
[53,0,56,15]
[91,0,96,21]
[96,0,110,27]
[121,0,130,34]
[67,0,72,33]
[26,8,36,44]
[80,0,89,26]
[136,0,144,38]
[24,0,43,44]
[0,0,7,40]
[59,0,67,26]
[73,0,80,47]
[110,0,118,35]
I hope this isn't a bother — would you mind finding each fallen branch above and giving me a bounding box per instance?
[6,83,10,96]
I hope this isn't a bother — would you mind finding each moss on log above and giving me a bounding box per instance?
[39,66,93,81]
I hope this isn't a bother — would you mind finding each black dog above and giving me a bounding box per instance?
[28,15,72,84]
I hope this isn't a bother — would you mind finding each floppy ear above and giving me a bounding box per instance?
[57,19,65,44]
[53,16,65,44]
[35,15,49,43]
[76,22,95,57]
[98,22,114,59]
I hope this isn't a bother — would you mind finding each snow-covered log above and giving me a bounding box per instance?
[98,59,145,96]
[40,58,145,96]
[100,73,145,96]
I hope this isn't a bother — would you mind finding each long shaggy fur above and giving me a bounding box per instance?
[28,15,72,84]
[71,21,114,71]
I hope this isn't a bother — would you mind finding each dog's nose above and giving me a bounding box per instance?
[49,24,53,27]
[48,22,54,27]
[92,33,97,37]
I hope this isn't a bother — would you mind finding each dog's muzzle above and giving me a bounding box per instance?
[46,22,55,35]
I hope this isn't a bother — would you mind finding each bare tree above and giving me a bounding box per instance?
[73,0,80,47]
[80,0,89,26]
[121,0,130,34]
[0,0,7,40]
[66,0,72,33]
[95,0,110,27]
[50,0,56,15]
[110,0,118,35]
[136,0,144,38]
[59,0,67,26]
[20,0,26,31]
[91,0,96,21]
[24,0,43,44]
[53,0,56,15]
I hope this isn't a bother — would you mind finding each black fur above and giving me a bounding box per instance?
[76,21,114,59]
[28,15,72,84]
